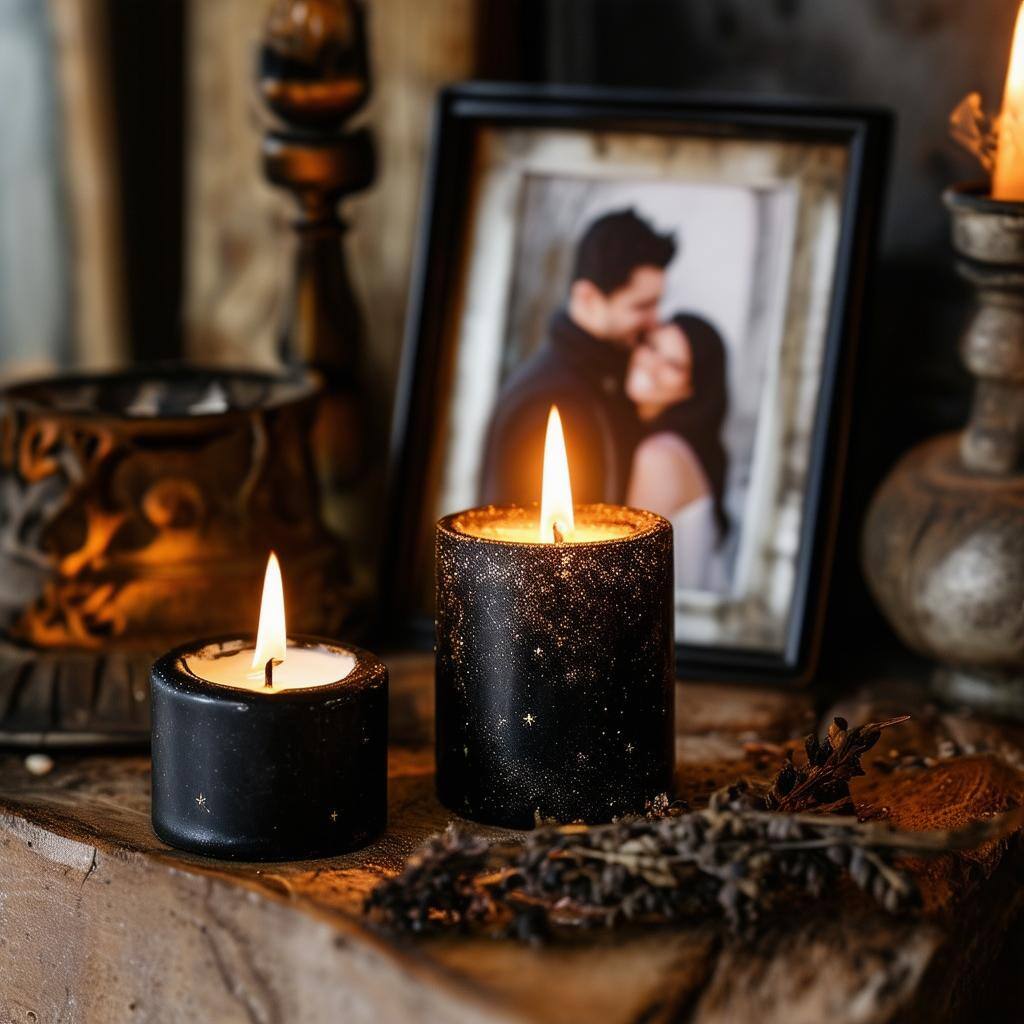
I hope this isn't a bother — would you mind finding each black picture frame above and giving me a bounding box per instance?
[380,81,891,686]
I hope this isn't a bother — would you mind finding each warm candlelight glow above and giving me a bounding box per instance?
[252,552,287,670]
[995,1,1024,200]
[183,552,355,691]
[539,406,575,543]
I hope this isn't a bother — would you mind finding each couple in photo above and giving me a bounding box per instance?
[479,208,729,591]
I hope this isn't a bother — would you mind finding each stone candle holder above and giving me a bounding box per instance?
[864,182,1024,717]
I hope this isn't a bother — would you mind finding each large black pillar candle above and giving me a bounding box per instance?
[435,504,675,828]
[151,636,387,861]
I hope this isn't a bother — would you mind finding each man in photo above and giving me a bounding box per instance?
[478,208,677,506]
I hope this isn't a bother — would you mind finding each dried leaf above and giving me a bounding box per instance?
[950,91,998,173]
[765,715,910,814]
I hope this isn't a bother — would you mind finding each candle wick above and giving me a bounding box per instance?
[552,522,565,544]
[265,659,274,688]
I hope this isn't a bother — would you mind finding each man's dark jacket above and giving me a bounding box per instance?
[478,311,640,506]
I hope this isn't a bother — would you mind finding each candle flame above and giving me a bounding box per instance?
[252,552,287,669]
[539,406,574,543]
[995,1,1024,200]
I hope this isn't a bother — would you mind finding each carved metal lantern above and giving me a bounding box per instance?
[0,366,349,744]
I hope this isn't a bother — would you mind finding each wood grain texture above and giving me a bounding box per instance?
[184,0,285,369]
[0,656,1022,1023]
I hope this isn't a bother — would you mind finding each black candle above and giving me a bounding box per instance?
[150,555,387,860]
[435,503,675,828]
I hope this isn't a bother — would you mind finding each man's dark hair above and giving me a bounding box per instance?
[571,208,677,295]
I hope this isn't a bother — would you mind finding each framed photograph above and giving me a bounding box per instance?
[383,82,889,684]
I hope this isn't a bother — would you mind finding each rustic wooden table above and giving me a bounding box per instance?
[1,654,1023,1024]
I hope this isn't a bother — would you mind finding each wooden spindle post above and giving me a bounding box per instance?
[258,0,375,494]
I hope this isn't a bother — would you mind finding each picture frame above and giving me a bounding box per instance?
[382,81,890,685]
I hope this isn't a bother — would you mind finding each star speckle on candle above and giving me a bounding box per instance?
[523,712,536,726]
[534,647,543,657]
[330,810,338,822]
[195,793,209,812]
[625,742,635,754]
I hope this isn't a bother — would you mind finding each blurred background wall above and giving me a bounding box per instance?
[1,0,75,373]
[3,0,1021,669]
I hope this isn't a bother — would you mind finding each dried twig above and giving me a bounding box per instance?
[366,783,1024,943]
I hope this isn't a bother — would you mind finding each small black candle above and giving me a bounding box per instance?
[150,555,387,860]
[435,410,675,828]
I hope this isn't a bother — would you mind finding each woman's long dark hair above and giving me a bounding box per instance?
[646,313,730,540]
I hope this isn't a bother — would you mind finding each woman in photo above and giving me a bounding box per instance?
[625,313,730,591]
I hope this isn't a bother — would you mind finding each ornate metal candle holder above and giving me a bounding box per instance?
[0,366,349,744]
[864,183,1024,717]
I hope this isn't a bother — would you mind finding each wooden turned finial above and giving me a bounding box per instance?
[260,0,370,128]
[258,0,374,492]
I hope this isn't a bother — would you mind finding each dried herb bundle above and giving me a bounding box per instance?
[367,714,1024,943]
[764,715,910,814]
[366,783,1023,943]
